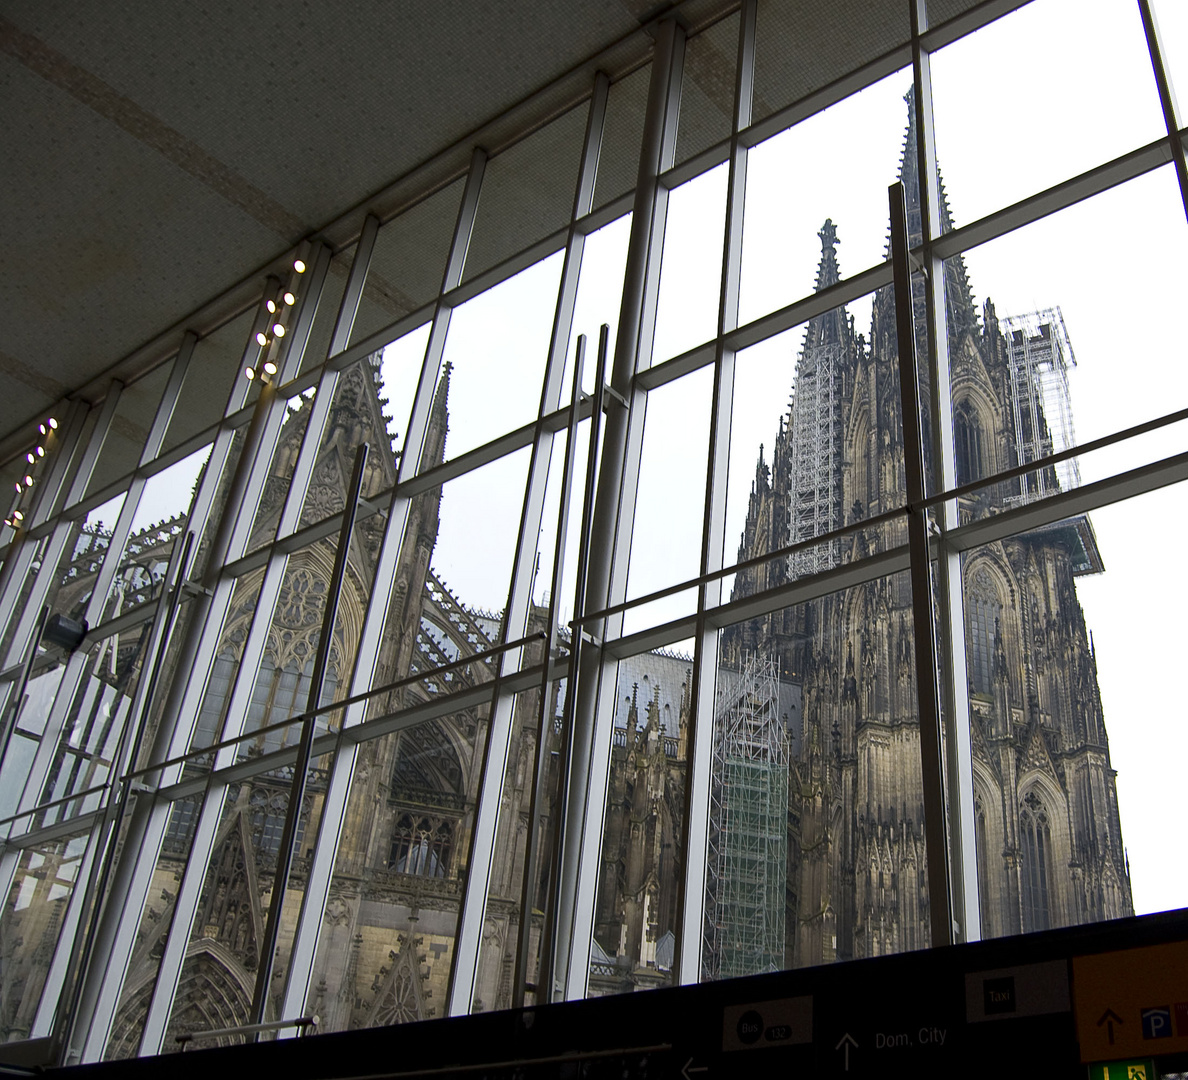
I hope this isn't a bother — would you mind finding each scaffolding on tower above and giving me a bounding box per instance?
[1001,307,1080,503]
[788,340,843,577]
[703,652,789,981]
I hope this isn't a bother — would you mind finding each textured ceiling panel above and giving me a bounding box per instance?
[0,0,653,453]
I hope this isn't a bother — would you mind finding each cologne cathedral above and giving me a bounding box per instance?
[1,100,1132,1054]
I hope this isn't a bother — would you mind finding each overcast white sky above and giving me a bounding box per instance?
[111,0,1187,920]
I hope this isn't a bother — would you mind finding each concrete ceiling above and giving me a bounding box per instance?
[0,0,677,455]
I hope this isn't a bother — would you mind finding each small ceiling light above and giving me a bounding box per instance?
[283,291,296,306]
[263,360,278,376]
[26,453,35,464]
[266,299,278,314]
[12,510,22,523]
[15,482,23,493]
[293,259,306,273]
[245,366,256,381]
[273,323,285,337]
[24,474,34,487]
[39,423,47,436]
[48,417,58,430]
[36,446,44,457]
[256,331,269,347]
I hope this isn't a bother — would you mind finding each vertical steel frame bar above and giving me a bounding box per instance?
[677,0,755,987]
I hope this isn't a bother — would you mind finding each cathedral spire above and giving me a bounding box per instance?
[815,219,842,291]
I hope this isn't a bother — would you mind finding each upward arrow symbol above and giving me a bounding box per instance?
[1097,1008,1124,1045]
[835,1032,859,1071]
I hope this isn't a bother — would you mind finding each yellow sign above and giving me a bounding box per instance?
[1073,940,1188,1063]
[1086,1060,1155,1080]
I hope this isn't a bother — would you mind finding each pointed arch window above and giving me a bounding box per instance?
[1020,791,1052,932]
[954,399,985,488]
[966,568,1002,696]
[389,814,451,878]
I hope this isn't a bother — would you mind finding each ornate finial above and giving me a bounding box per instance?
[819,218,839,252]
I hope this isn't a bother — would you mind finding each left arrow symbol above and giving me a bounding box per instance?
[682,1057,708,1079]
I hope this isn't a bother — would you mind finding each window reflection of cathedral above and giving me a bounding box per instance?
[87,97,1133,1054]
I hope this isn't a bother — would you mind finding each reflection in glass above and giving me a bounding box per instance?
[949,165,1188,502]
[43,492,128,627]
[105,795,203,1059]
[305,710,491,1031]
[674,13,738,165]
[350,183,463,347]
[589,648,692,996]
[0,831,90,1043]
[84,362,174,500]
[651,163,727,364]
[959,524,1133,939]
[707,571,924,976]
[930,0,1164,230]
[431,254,562,464]
[739,68,912,326]
[163,310,254,453]
[100,444,212,622]
[627,368,712,605]
[245,389,318,554]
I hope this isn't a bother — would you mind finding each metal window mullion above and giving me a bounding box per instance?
[0,524,73,671]
[65,384,126,512]
[1137,0,1188,222]
[76,796,170,1061]
[135,776,225,1055]
[214,556,289,753]
[913,0,978,944]
[140,340,193,466]
[11,646,94,821]
[677,0,755,988]
[553,17,686,1002]
[273,368,342,541]
[331,215,381,359]
[448,71,612,1017]
[274,735,357,1021]
[28,812,106,1039]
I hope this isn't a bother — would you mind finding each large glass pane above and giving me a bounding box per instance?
[588,643,693,996]
[724,284,907,594]
[1151,0,1188,122]
[305,708,491,1031]
[594,64,651,212]
[627,368,713,614]
[36,625,155,819]
[370,448,532,703]
[954,483,1186,937]
[930,0,1165,231]
[245,387,318,555]
[0,829,90,1043]
[99,444,211,623]
[751,0,909,127]
[675,13,739,166]
[705,569,924,978]
[104,794,203,1060]
[83,362,174,501]
[464,104,587,282]
[301,244,355,373]
[43,492,128,626]
[162,778,289,1048]
[428,253,562,465]
[738,67,912,327]
[470,683,564,1013]
[562,214,631,403]
[350,183,463,347]
[163,309,255,453]
[944,165,1188,513]
[296,333,429,530]
[651,163,727,365]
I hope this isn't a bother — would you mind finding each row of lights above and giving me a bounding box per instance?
[5,415,59,529]
[245,258,306,385]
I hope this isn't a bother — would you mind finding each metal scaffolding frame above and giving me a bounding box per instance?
[703,652,788,981]
[1002,307,1081,502]
[788,340,843,578]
